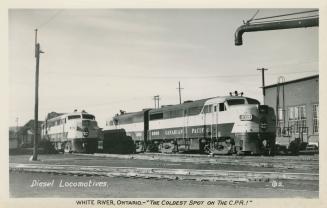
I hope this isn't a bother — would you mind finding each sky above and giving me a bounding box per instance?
[8,9,319,128]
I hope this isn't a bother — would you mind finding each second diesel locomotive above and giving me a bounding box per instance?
[41,110,100,153]
[104,95,276,155]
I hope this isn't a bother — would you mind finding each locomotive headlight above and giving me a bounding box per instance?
[260,118,268,129]
[260,123,268,129]
[240,114,253,121]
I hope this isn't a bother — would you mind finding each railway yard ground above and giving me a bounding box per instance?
[9,153,319,198]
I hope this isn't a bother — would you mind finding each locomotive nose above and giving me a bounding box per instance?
[258,105,269,114]
[258,105,273,132]
[260,118,268,130]
[83,128,89,137]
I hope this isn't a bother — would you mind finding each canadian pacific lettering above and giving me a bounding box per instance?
[165,129,183,135]
[191,127,204,134]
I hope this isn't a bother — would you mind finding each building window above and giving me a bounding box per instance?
[288,105,307,134]
[313,104,319,134]
[277,108,284,121]
[276,108,284,136]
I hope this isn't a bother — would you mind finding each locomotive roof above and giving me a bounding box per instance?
[45,111,95,121]
[150,98,210,114]
[113,109,151,119]
[205,96,258,104]
[111,96,259,119]
[150,96,257,113]
[114,111,142,118]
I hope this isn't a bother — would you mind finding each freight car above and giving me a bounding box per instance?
[105,95,276,155]
[41,110,100,153]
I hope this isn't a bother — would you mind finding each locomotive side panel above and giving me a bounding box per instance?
[147,99,208,152]
[148,116,235,139]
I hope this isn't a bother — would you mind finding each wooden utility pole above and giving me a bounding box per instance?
[32,29,44,161]
[176,81,184,104]
[257,68,268,103]
[15,117,19,140]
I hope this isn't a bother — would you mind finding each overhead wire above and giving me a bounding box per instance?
[39,96,154,110]
[244,9,260,24]
[37,10,63,29]
[41,69,318,79]
[251,15,319,25]
[251,9,318,21]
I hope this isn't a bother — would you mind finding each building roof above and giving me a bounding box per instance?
[9,126,22,132]
[46,112,66,120]
[263,74,319,89]
[18,120,44,134]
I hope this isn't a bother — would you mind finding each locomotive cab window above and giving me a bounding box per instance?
[82,114,95,120]
[226,99,245,106]
[68,115,81,120]
[246,98,260,105]
[219,103,226,112]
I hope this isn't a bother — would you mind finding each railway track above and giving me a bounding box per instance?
[9,163,318,182]
[142,152,319,161]
[87,153,318,172]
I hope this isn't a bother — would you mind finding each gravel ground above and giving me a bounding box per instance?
[10,171,318,198]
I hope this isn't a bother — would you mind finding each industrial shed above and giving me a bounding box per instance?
[263,75,319,145]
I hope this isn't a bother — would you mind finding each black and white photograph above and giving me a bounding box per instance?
[4,2,324,206]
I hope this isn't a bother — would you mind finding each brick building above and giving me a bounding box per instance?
[263,75,319,145]
[14,120,43,148]
[9,126,21,149]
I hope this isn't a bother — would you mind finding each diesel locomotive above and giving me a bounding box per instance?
[104,95,276,155]
[41,110,100,153]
